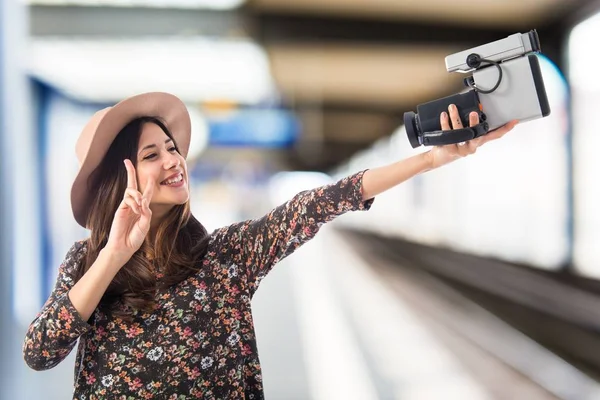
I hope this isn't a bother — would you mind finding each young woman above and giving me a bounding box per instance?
[23,92,517,399]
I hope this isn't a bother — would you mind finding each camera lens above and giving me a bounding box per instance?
[404,111,421,148]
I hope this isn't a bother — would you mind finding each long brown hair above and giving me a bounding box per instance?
[74,117,210,319]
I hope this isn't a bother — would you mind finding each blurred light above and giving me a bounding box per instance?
[268,172,333,206]
[569,9,600,279]
[186,106,210,161]
[26,0,245,10]
[568,11,600,91]
[28,37,277,105]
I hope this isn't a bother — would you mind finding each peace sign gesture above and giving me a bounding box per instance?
[105,159,154,264]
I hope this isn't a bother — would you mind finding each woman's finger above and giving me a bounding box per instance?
[142,178,155,204]
[467,139,479,154]
[469,111,479,128]
[448,104,463,129]
[123,197,141,214]
[440,111,451,131]
[124,188,143,206]
[135,199,151,234]
[124,159,138,191]
[141,198,152,217]
[467,112,481,153]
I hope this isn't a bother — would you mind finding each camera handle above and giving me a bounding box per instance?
[464,53,503,94]
[422,121,489,146]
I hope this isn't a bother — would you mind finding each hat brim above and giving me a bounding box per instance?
[71,92,191,228]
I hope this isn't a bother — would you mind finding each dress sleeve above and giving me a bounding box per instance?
[23,240,93,371]
[210,170,374,296]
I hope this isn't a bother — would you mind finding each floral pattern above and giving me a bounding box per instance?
[23,171,374,399]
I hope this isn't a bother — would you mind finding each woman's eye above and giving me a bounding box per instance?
[143,153,157,160]
[168,146,177,152]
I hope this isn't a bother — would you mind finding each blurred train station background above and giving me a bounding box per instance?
[2,0,600,399]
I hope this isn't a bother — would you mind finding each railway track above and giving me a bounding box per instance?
[341,229,600,400]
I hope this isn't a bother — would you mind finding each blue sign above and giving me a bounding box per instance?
[208,109,300,147]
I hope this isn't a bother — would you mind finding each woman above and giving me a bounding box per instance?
[23,92,517,399]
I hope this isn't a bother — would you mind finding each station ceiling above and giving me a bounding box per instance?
[28,0,592,171]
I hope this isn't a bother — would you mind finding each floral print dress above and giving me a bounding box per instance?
[23,171,374,399]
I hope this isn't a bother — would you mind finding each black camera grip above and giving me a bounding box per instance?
[422,122,489,146]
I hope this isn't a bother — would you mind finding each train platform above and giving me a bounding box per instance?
[11,227,600,399]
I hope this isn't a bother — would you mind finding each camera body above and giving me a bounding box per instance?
[404,30,551,148]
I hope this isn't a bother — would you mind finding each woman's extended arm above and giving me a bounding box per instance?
[210,171,373,297]
[209,108,518,297]
[361,152,432,201]
[362,109,519,200]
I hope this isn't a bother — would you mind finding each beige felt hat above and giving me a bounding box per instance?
[71,92,191,228]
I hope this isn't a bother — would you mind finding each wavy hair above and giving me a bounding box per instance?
[74,117,210,319]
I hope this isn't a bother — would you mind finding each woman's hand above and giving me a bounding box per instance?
[426,103,519,169]
[104,159,154,264]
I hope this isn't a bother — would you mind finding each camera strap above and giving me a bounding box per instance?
[421,122,489,146]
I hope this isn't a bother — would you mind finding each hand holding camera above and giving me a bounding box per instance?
[405,30,549,148]
[425,104,519,169]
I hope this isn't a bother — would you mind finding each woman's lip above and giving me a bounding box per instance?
[160,173,184,186]
[160,173,183,185]
[163,179,185,188]
[161,172,183,184]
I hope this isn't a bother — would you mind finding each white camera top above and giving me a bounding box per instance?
[445,30,541,73]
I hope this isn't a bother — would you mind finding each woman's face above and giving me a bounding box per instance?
[135,122,189,216]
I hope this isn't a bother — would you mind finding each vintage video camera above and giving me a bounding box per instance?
[404,30,551,148]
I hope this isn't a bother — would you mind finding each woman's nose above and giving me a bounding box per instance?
[164,155,180,169]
